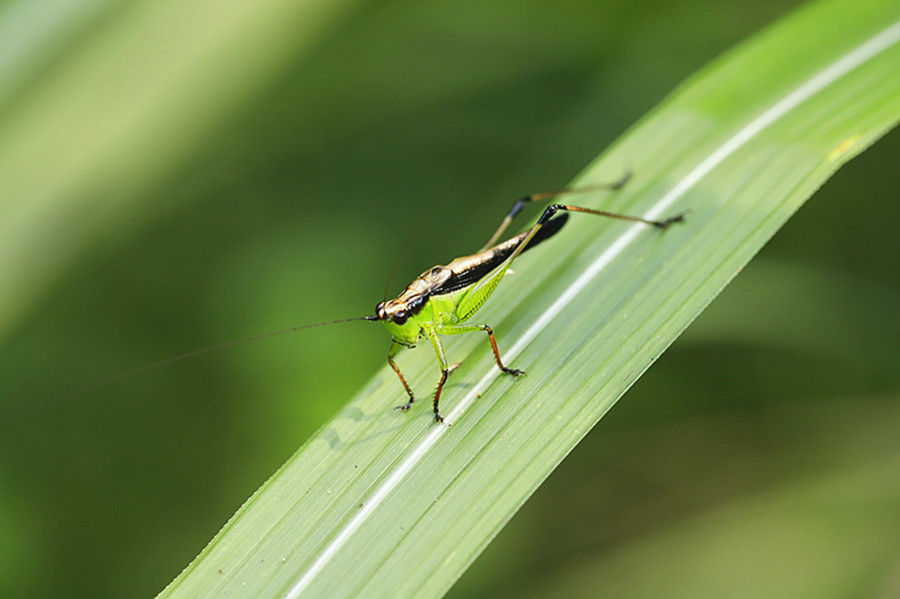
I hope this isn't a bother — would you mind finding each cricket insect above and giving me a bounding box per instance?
[337,170,684,423]
[23,171,684,425]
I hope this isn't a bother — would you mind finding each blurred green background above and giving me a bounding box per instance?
[1,0,898,597]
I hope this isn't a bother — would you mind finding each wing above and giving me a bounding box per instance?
[432,213,568,296]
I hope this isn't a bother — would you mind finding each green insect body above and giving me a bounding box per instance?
[377,229,533,346]
[371,173,685,423]
[375,230,543,423]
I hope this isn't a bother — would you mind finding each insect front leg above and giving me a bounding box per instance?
[440,323,524,378]
[425,331,451,424]
[388,341,416,413]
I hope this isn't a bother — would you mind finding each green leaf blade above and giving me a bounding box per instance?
[159,0,900,597]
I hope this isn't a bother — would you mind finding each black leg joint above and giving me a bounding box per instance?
[537,204,563,225]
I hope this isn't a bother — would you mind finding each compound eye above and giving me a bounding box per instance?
[375,302,386,319]
[392,310,408,325]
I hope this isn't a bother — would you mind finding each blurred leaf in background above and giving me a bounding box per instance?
[0,0,897,598]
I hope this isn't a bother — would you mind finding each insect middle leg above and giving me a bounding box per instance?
[428,324,524,423]
[439,322,523,379]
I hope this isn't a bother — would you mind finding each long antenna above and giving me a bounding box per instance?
[3,315,379,424]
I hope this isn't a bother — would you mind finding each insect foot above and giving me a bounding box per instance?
[394,399,414,412]
[654,210,690,229]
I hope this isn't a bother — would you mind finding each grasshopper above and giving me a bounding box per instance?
[368,172,684,422]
